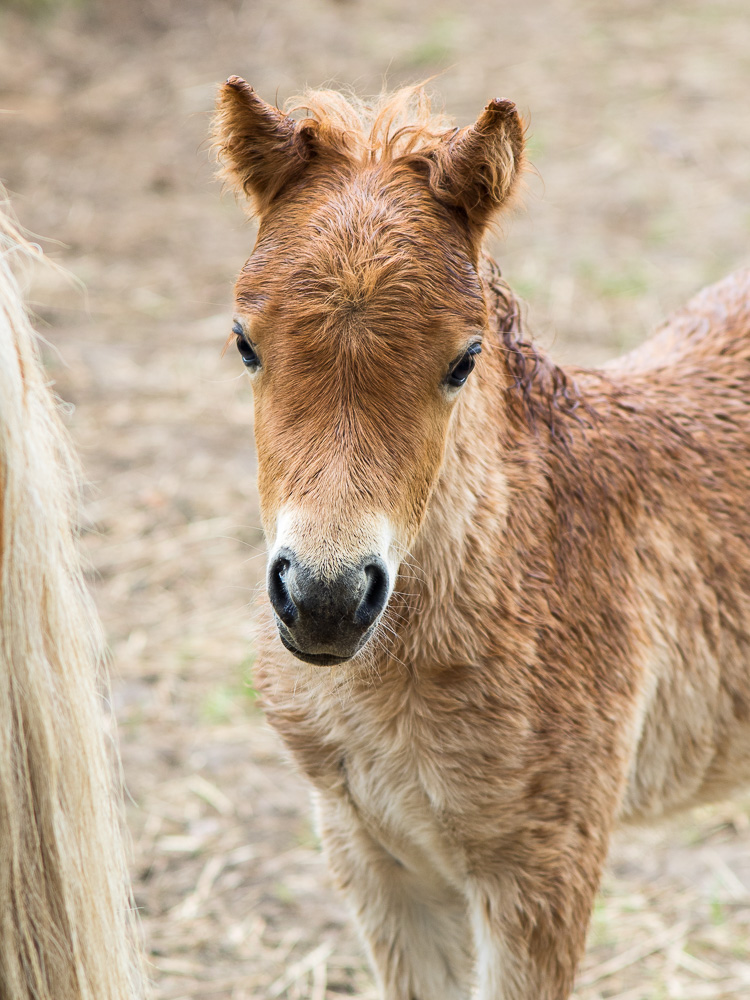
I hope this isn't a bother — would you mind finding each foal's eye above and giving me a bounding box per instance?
[233,322,260,371]
[446,343,482,388]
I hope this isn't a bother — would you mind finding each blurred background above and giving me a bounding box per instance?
[1,0,749,997]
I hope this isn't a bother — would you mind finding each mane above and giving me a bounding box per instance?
[481,256,589,442]
[0,200,144,999]
[284,84,458,162]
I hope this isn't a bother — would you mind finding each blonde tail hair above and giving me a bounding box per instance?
[0,199,145,999]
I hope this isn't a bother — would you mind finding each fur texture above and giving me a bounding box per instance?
[214,83,750,999]
[0,200,145,1000]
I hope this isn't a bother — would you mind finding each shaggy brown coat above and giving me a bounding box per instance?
[214,80,750,1000]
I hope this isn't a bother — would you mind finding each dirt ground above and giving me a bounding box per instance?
[2,0,750,997]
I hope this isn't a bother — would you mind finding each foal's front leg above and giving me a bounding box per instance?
[467,828,611,1000]
[316,791,474,1000]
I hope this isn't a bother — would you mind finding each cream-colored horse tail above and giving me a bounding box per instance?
[0,198,145,1000]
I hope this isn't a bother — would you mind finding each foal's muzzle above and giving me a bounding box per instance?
[267,548,389,665]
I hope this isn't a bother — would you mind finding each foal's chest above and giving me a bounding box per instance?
[270,659,532,875]
[304,681,469,879]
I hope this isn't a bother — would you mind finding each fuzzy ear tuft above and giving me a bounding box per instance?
[426,98,525,230]
[213,77,316,214]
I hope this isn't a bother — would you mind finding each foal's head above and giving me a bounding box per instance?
[215,79,524,665]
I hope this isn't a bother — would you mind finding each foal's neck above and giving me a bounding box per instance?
[393,272,585,669]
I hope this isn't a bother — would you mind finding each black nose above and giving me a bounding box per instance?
[356,560,389,629]
[268,556,297,627]
[267,549,390,663]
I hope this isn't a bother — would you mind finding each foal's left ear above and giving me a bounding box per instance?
[428,99,525,231]
[213,76,315,214]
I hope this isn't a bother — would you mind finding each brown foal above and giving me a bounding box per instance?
[214,78,750,999]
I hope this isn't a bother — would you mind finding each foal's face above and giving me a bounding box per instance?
[233,167,485,664]
[215,79,523,664]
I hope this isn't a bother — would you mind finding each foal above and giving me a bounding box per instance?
[214,79,750,1000]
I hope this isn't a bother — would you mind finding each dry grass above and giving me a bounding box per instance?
[1,0,749,996]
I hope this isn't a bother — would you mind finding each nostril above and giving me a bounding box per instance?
[356,560,389,628]
[268,556,298,626]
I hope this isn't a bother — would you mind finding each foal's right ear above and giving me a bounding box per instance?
[213,77,315,214]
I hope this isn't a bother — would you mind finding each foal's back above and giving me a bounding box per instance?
[615,267,750,374]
